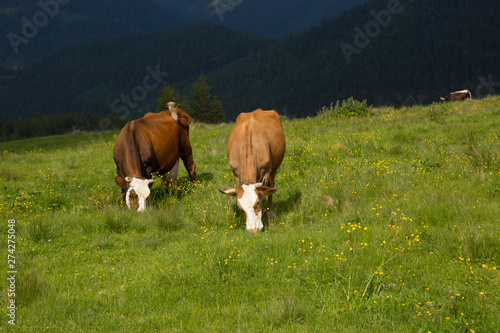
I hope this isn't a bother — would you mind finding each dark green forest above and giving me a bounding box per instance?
[0,23,272,121]
[209,0,500,119]
[0,0,184,67]
[151,0,367,38]
[1,0,499,141]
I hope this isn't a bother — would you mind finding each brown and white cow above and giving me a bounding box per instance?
[440,90,471,102]
[113,102,197,212]
[219,109,286,232]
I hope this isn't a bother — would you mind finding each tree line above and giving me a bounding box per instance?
[0,74,224,142]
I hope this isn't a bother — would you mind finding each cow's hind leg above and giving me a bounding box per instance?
[162,160,179,189]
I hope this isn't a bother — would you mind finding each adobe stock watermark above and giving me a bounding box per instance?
[109,64,169,122]
[340,0,405,64]
[6,219,17,326]
[276,106,296,119]
[211,0,243,21]
[81,64,169,145]
[475,74,499,99]
[6,0,70,55]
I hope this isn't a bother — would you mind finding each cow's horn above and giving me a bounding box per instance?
[218,188,236,194]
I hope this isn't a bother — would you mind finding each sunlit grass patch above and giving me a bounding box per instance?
[16,270,50,308]
[24,217,62,242]
[154,207,185,232]
[265,294,308,328]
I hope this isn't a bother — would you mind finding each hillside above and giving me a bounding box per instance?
[0,97,498,331]
[151,0,367,37]
[209,0,500,119]
[1,0,499,123]
[0,23,272,121]
[0,0,185,68]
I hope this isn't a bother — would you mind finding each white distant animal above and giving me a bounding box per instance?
[440,90,471,102]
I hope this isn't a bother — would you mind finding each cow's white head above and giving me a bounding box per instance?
[116,176,156,212]
[219,182,277,232]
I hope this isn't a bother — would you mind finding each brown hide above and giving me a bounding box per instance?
[145,108,191,127]
[113,108,197,197]
[440,90,471,102]
[226,109,286,210]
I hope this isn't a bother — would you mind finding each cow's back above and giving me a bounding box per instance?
[135,112,182,174]
[228,109,285,184]
[114,111,181,177]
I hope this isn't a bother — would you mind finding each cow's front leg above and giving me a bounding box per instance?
[266,195,275,218]
[144,164,155,179]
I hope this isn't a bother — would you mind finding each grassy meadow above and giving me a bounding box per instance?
[0,96,499,332]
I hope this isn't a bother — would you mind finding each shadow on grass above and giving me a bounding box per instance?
[197,172,214,182]
[148,173,206,203]
[263,190,302,229]
[272,190,302,217]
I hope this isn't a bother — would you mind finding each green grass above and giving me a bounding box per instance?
[0,96,499,332]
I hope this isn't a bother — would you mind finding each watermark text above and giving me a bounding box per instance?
[109,65,169,124]
[340,0,404,63]
[7,0,70,54]
[6,219,17,326]
[475,74,499,99]
[80,64,169,146]
[211,0,243,21]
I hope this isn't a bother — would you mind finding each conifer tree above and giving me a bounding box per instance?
[156,84,189,113]
[190,75,225,123]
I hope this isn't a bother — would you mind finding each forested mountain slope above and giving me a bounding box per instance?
[209,0,500,119]
[0,23,272,121]
[0,0,185,67]
[1,0,498,122]
[151,0,367,37]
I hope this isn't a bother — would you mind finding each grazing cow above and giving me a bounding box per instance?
[113,102,197,212]
[219,109,286,232]
[440,90,471,102]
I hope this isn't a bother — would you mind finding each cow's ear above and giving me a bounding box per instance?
[177,109,191,127]
[219,186,237,196]
[115,176,127,188]
[257,186,277,196]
